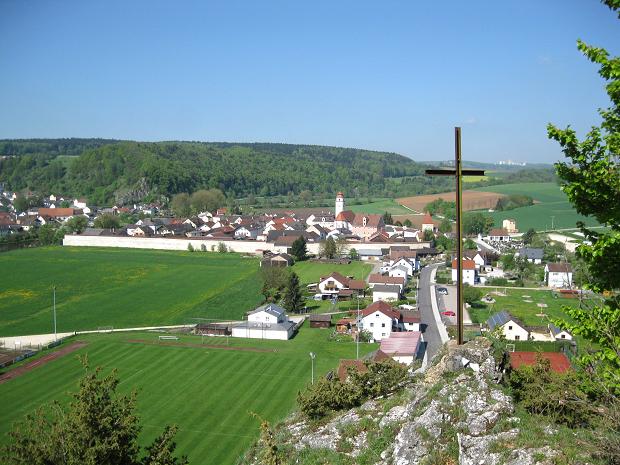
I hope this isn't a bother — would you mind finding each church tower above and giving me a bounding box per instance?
[335,192,345,217]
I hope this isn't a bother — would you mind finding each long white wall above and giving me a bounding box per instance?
[64,234,431,256]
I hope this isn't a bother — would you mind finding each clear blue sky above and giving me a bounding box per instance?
[1,1,618,163]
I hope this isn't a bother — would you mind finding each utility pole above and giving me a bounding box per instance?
[551,216,555,230]
[309,352,316,384]
[53,285,57,341]
[426,128,485,345]
[356,295,360,360]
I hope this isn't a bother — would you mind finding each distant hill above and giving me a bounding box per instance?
[0,139,458,205]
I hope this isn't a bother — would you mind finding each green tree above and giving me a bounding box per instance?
[462,285,482,305]
[320,237,337,259]
[463,212,494,235]
[382,211,393,225]
[547,0,620,397]
[170,193,191,217]
[217,242,227,253]
[463,238,477,250]
[291,236,307,261]
[349,248,359,260]
[66,215,88,234]
[260,266,288,302]
[2,358,187,465]
[522,228,536,245]
[94,213,121,229]
[423,229,435,242]
[37,224,57,245]
[190,189,226,214]
[439,218,452,233]
[403,219,412,227]
[283,272,303,313]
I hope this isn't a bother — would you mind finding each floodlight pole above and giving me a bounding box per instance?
[53,285,57,341]
[425,127,485,345]
[309,352,316,384]
[356,295,360,360]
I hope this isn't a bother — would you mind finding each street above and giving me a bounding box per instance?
[417,264,444,361]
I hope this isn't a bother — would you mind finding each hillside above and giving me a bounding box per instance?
[0,139,457,205]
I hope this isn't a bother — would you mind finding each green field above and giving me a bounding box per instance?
[468,288,588,327]
[291,260,372,285]
[0,247,264,337]
[471,182,599,231]
[0,326,377,464]
[348,198,412,215]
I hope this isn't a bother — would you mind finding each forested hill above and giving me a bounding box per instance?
[0,139,455,205]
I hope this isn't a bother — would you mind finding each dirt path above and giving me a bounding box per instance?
[125,339,275,353]
[0,341,88,385]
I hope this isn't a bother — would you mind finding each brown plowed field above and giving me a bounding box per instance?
[397,190,506,213]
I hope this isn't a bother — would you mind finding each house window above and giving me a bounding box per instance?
[561,335,566,339]
[508,325,512,330]
[515,335,520,341]
[381,333,386,337]
[376,313,380,317]
[370,323,374,327]
[381,323,385,328]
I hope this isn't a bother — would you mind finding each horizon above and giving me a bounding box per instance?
[2,1,619,163]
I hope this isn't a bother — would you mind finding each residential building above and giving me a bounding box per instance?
[379,331,422,365]
[545,263,573,288]
[359,300,401,341]
[318,272,366,298]
[486,311,529,341]
[231,303,295,340]
[451,258,477,286]
[372,284,401,302]
[517,248,543,264]
[502,218,518,234]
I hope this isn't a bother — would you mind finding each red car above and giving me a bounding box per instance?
[441,311,456,317]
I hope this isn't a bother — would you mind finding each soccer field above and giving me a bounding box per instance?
[0,326,376,464]
[0,247,264,337]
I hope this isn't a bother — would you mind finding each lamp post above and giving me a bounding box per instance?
[356,295,360,360]
[309,352,316,384]
[53,285,57,341]
[426,127,485,345]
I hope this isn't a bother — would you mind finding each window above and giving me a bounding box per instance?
[370,323,374,327]
[376,313,380,317]
[515,335,520,341]
[381,333,386,337]
[381,323,385,328]
[561,335,566,339]
[508,325,512,330]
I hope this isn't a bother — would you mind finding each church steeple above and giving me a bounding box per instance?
[335,192,345,217]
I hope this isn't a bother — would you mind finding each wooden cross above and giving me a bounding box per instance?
[426,127,485,345]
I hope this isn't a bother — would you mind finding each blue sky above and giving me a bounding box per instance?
[1,1,618,163]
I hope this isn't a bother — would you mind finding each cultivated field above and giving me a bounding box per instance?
[0,326,377,464]
[0,247,263,337]
[396,190,505,213]
[471,183,600,231]
[292,261,372,285]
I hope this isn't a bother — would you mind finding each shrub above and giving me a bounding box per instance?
[217,242,227,253]
[187,243,194,252]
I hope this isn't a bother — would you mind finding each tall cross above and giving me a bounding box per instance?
[426,127,485,345]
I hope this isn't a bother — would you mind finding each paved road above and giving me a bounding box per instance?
[418,264,443,361]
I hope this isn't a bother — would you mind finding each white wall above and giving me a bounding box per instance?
[451,268,476,286]
[360,312,393,341]
[372,291,399,302]
[501,321,529,341]
[231,326,292,340]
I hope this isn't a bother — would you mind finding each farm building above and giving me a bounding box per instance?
[309,313,332,328]
[231,303,295,340]
[357,249,384,261]
[486,311,529,341]
[260,253,294,267]
[545,263,573,288]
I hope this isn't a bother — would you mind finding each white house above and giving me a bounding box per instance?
[487,311,529,341]
[486,228,511,242]
[545,263,573,288]
[390,257,415,275]
[502,218,518,234]
[517,248,543,265]
[359,301,401,341]
[388,265,409,280]
[231,303,295,340]
[368,274,406,292]
[372,284,401,302]
[463,250,487,270]
[550,324,573,341]
[379,331,422,365]
[398,306,421,332]
[318,272,365,297]
[451,258,477,286]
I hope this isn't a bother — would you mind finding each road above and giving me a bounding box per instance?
[417,264,444,361]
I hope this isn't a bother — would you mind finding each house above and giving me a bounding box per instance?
[359,301,401,341]
[451,258,478,286]
[390,256,416,275]
[357,249,385,261]
[372,284,401,303]
[549,324,573,341]
[509,352,571,374]
[388,265,409,280]
[545,263,573,288]
[260,253,294,268]
[502,218,518,234]
[231,303,295,340]
[421,213,435,233]
[487,228,511,242]
[463,250,487,270]
[318,272,366,297]
[399,308,422,332]
[309,314,332,328]
[379,331,422,365]
[486,311,529,341]
[517,248,543,264]
[368,274,406,292]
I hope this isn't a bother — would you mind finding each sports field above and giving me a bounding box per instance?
[471,183,599,231]
[0,326,376,464]
[292,260,372,285]
[0,247,263,337]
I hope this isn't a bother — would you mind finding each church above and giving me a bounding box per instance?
[333,192,385,241]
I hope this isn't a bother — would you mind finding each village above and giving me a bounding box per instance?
[0,187,581,376]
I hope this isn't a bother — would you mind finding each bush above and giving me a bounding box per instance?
[217,242,227,253]
[487,277,508,286]
[462,285,482,304]
[200,244,207,252]
[187,243,194,252]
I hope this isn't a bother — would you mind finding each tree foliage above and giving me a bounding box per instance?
[260,266,289,302]
[547,0,620,396]
[463,212,494,236]
[94,213,120,229]
[65,215,88,234]
[290,236,307,261]
[283,272,303,313]
[319,237,337,259]
[2,357,187,465]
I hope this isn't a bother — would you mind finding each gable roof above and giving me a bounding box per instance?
[400,310,421,323]
[319,272,365,290]
[489,228,509,236]
[351,213,384,228]
[379,331,421,356]
[487,311,525,331]
[337,359,368,382]
[361,300,400,319]
[335,210,356,222]
[451,258,476,270]
[546,262,572,273]
[519,248,543,260]
[372,284,401,294]
[250,303,286,318]
[509,352,571,374]
[368,274,406,286]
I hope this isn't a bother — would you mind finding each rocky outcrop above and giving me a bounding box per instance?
[274,338,566,465]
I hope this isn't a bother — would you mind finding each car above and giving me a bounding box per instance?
[437,287,448,295]
[441,310,456,317]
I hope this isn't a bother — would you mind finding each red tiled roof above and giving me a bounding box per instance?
[400,310,421,323]
[489,228,509,236]
[361,300,400,319]
[451,258,476,270]
[335,210,355,222]
[547,263,572,273]
[422,213,434,224]
[368,274,406,286]
[379,331,421,356]
[38,208,78,217]
[509,352,571,374]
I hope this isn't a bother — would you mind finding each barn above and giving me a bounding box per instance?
[309,314,332,328]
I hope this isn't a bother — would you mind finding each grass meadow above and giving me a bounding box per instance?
[291,260,372,285]
[0,325,377,464]
[471,182,599,231]
[348,198,412,215]
[0,247,264,337]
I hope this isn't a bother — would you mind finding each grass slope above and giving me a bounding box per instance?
[0,327,377,464]
[0,247,263,337]
[471,183,599,231]
[348,199,412,215]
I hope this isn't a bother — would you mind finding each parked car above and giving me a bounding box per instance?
[437,287,448,295]
[441,310,455,317]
